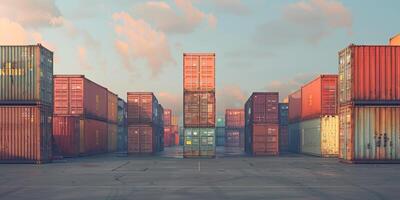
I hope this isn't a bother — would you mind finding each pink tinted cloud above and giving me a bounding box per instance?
[212,0,250,15]
[158,91,183,117]
[265,73,316,101]
[77,46,92,70]
[217,85,248,115]
[113,12,175,77]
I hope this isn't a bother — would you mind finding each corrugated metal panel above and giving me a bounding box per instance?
[288,90,301,123]
[245,124,279,156]
[288,122,301,153]
[183,53,215,92]
[0,45,53,105]
[0,105,52,163]
[107,91,118,123]
[279,126,288,152]
[215,127,225,146]
[225,129,241,147]
[339,45,400,104]
[108,123,118,152]
[184,91,215,127]
[183,128,215,158]
[127,92,158,125]
[117,98,127,152]
[225,109,244,128]
[321,116,339,156]
[127,125,156,154]
[53,116,80,157]
[80,119,108,155]
[339,105,400,161]
[245,92,279,124]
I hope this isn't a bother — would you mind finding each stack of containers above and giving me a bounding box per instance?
[215,117,225,146]
[107,91,118,153]
[288,89,302,153]
[53,75,109,157]
[338,41,400,163]
[183,53,216,158]
[126,92,164,155]
[117,98,127,152]
[299,75,339,157]
[244,92,280,156]
[278,103,289,152]
[225,109,245,149]
[163,109,174,147]
[171,116,179,146]
[179,127,184,146]
[0,44,53,164]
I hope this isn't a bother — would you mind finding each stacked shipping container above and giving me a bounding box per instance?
[244,93,279,156]
[183,53,216,158]
[0,44,53,164]
[225,109,245,149]
[215,117,225,146]
[288,90,301,153]
[117,98,127,152]
[278,103,289,152]
[338,44,400,163]
[164,109,178,147]
[107,91,118,152]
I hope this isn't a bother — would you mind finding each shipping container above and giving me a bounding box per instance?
[164,125,172,147]
[299,116,339,157]
[0,105,52,163]
[301,75,338,120]
[127,92,159,125]
[225,129,242,147]
[389,34,400,45]
[339,105,400,163]
[108,123,118,152]
[183,128,215,158]
[184,91,215,127]
[245,92,279,124]
[183,53,215,92]
[172,125,179,146]
[164,109,172,126]
[279,103,288,126]
[80,118,108,155]
[0,44,53,105]
[288,90,302,123]
[179,127,184,145]
[245,124,279,156]
[53,116,80,157]
[53,75,108,121]
[157,104,164,152]
[127,125,157,154]
[279,126,289,152]
[225,109,245,128]
[338,45,400,105]
[215,127,225,146]
[107,91,118,123]
[288,122,301,153]
[117,98,127,152]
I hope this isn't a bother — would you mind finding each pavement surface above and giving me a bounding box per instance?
[0,146,399,200]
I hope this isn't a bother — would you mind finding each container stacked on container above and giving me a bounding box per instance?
[225,109,245,150]
[163,109,174,147]
[183,53,216,158]
[117,98,127,152]
[278,103,289,152]
[288,90,302,153]
[338,41,400,163]
[126,92,164,155]
[53,75,109,157]
[0,44,53,164]
[215,117,225,146]
[171,116,179,146]
[107,91,118,153]
[299,75,339,157]
[244,92,279,156]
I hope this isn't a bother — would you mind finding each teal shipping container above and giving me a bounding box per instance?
[183,128,215,158]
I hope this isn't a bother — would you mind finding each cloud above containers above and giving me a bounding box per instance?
[210,0,250,16]
[217,85,248,116]
[255,0,352,45]
[265,73,316,101]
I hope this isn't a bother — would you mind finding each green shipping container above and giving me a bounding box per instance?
[0,44,53,105]
[184,128,215,158]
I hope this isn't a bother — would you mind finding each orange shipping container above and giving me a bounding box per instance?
[225,109,245,128]
[288,90,302,123]
[184,91,215,127]
[183,53,215,92]
[107,91,118,123]
[164,109,172,126]
[301,75,338,120]
[127,92,159,125]
[128,125,156,154]
[245,124,279,156]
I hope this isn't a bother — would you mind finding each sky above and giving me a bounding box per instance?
[0,0,399,120]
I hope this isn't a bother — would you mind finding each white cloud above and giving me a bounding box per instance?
[212,0,250,16]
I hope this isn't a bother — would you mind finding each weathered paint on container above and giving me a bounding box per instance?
[225,129,242,147]
[53,75,108,120]
[299,116,339,157]
[184,128,215,158]
[184,91,215,127]
[245,92,279,124]
[127,125,156,154]
[225,109,244,128]
[117,98,127,152]
[301,75,338,120]
[164,109,172,126]
[107,91,118,123]
[245,124,279,156]
[127,92,159,125]
[279,126,289,152]
[0,105,52,163]
[279,103,289,126]
[79,119,108,155]
[339,45,400,105]
[0,45,53,105]
[216,127,225,146]
[339,105,400,162]
[53,116,80,157]
[288,90,302,123]
[389,34,400,45]
[288,122,301,153]
[108,123,118,152]
[183,53,215,92]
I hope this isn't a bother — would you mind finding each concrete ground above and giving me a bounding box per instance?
[0,146,399,200]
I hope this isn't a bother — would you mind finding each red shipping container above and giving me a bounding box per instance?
[301,75,338,120]
[339,45,400,105]
[127,92,158,125]
[107,91,118,123]
[173,125,179,145]
[54,75,108,120]
[288,89,302,123]
[245,92,279,124]
[246,124,279,156]
[225,109,245,128]
[164,109,172,126]
[164,126,172,147]
[127,125,156,154]
[53,116,80,157]
[183,53,215,92]
[0,105,52,163]
[225,129,240,147]
[81,119,108,155]
[184,91,215,127]
[279,126,289,152]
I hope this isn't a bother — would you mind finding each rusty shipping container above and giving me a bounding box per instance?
[53,75,108,120]
[184,128,215,158]
[279,126,289,152]
[127,92,159,125]
[127,125,157,154]
[184,91,215,127]
[339,105,400,163]
[183,53,215,92]
[108,123,118,152]
[0,105,52,163]
[301,75,338,120]
[339,45,400,105]
[107,91,118,123]
[117,98,127,152]
[0,44,53,105]
[299,116,339,157]
[245,124,279,156]
[288,90,302,123]
[225,109,244,128]
[245,92,279,124]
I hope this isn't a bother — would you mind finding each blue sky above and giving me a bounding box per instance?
[0,0,399,118]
